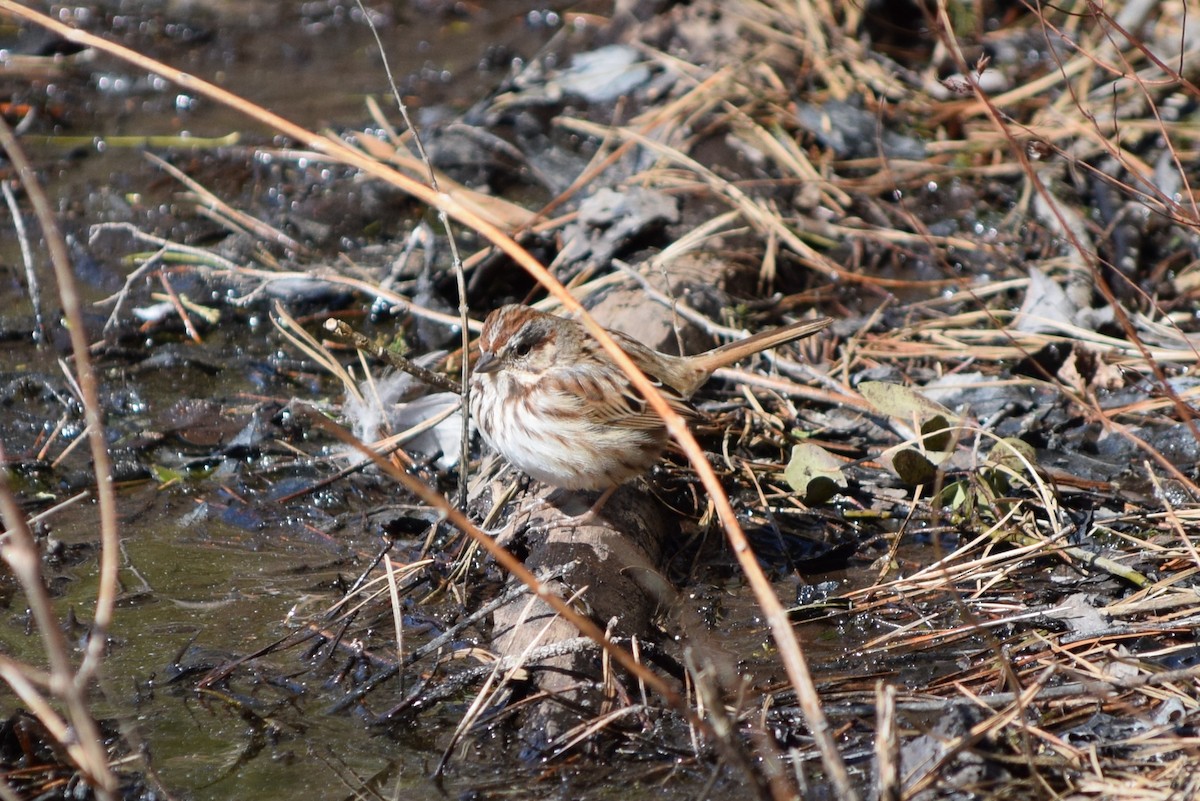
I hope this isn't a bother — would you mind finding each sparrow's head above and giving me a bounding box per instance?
[474,305,566,379]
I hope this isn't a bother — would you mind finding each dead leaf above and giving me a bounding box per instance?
[859,381,959,424]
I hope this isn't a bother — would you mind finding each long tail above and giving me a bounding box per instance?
[691,316,832,375]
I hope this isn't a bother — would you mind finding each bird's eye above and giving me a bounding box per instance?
[512,340,533,357]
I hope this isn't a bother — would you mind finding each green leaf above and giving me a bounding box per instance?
[937,479,973,512]
[783,443,847,504]
[921,414,955,451]
[861,381,961,465]
[891,448,937,485]
[150,464,185,484]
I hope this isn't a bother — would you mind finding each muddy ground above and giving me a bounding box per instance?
[1,1,1199,800]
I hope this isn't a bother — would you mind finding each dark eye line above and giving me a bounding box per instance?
[508,324,545,358]
[512,337,535,356]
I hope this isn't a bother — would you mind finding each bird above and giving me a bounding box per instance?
[469,304,831,494]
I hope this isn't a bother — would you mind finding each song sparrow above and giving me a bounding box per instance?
[470,304,831,492]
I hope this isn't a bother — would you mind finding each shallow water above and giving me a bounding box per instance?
[0,3,614,798]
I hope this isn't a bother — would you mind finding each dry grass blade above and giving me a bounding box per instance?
[436,586,588,775]
[0,111,118,798]
[270,303,363,402]
[144,151,306,254]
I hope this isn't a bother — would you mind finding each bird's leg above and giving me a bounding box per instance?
[534,485,619,525]
[585,485,618,518]
[553,485,619,525]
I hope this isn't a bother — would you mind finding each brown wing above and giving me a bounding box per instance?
[575,370,696,431]
[560,336,697,430]
[603,375,697,430]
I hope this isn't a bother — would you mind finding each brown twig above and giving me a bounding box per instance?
[322,319,460,393]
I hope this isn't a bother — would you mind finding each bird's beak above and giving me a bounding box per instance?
[474,351,500,374]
